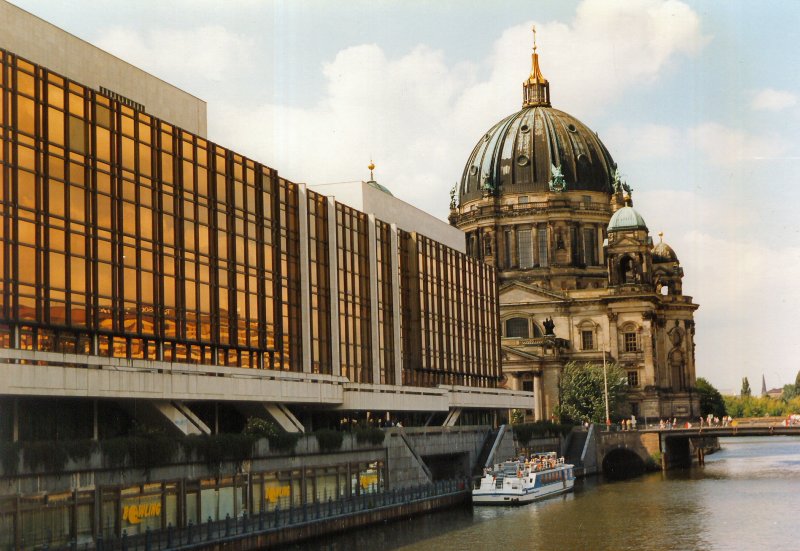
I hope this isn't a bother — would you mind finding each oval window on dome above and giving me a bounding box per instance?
[577,153,589,165]
[483,133,491,142]
[520,123,531,134]
[469,165,479,175]
[567,123,577,133]
[516,155,529,166]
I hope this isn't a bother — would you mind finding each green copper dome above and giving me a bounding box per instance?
[607,206,648,232]
[366,179,393,196]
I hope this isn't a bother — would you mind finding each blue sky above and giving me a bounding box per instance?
[10,0,800,393]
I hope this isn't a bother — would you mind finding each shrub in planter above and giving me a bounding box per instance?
[101,437,130,468]
[243,417,279,439]
[183,433,255,466]
[313,429,344,453]
[243,416,298,453]
[63,439,96,464]
[267,431,300,453]
[355,427,385,446]
[23,441,68,473]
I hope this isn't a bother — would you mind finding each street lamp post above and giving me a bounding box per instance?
[603,348,611,429]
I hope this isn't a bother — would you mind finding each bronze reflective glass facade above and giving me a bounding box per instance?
[399,231,499,387]
[0,49,500,388]
[0,50,296,370]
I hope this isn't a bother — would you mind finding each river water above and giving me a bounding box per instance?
[279,436,800,550]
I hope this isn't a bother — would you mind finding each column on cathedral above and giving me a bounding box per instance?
[642,318,656,387]
[533,373,543,421]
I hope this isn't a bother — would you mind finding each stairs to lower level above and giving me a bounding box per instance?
[473,425,505,475]
[564,427,589,468]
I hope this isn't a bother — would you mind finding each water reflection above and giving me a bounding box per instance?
[280,437,800,551]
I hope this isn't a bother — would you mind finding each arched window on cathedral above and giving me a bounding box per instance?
[505,317,529,338]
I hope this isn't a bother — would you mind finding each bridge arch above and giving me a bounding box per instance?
[602,447,647,479]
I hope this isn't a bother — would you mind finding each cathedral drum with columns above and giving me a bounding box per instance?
[449,30,699,422]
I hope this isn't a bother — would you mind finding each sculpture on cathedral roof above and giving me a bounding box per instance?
[543,317,556,336]
[549,163,566,192]
[612,166,633,195]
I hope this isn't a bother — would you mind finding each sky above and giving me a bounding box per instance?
[9,0,800,394]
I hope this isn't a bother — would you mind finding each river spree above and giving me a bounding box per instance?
[280,436,800,550]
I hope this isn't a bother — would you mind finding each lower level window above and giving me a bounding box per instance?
[627,370,639,387]
[581,330,594,350]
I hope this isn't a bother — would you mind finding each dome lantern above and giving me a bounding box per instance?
[523,25,550,107]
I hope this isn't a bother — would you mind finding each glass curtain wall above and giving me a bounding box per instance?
[0,49,299,371]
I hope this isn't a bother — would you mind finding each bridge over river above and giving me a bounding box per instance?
[586,421,800,477]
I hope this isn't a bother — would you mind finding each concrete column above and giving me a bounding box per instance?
[509,226,517,268]
[327,197,341,377]
[608,314,619,358]
[642,319,655,386]
[367,214,381,384]
[297,184,312,373]
[390,224,402,385]
[12,397,18,442]
[533,373,543,421]
[596,225,604,266]
[92,399,98,440]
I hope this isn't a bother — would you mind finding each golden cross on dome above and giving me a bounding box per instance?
[658,231,664,242]
[532,25,537,53]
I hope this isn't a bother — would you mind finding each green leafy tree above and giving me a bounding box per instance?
[696,377,726,418]
[795,370,800,392]
[554,361,628,424]
[782,384,799,402]
[741,377,751,397]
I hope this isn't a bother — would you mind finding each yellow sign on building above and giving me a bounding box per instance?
[123,502,162,525]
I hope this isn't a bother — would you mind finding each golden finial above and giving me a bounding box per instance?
[523,23,550,107]
[658,231,664,243]
[368,159,375,181]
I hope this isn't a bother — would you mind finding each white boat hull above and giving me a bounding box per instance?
[472,460,575,506]
[472,478,574,505]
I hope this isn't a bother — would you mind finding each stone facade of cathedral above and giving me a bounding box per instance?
[449,37,700,422]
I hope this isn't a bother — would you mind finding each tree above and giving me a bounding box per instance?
[795,370,800,392]
[555,361,628,424]
[782,383,798,402]
[695,377,726,418]
[741,377,751,397]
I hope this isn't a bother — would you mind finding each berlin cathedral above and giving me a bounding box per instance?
[449,34,700,422]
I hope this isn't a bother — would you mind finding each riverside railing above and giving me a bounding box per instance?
[41,478,470,551]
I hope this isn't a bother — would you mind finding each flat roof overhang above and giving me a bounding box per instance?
[0,350,533,412]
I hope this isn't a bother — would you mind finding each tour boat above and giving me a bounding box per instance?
[472,452,575,505]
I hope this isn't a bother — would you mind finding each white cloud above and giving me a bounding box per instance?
[604,124,681,160]
[521,0,709,114]
[752,88,797,111]
[94,26,256,87]
[680,230,800,390]
[688,122,786,164]
[206,0,708,219]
